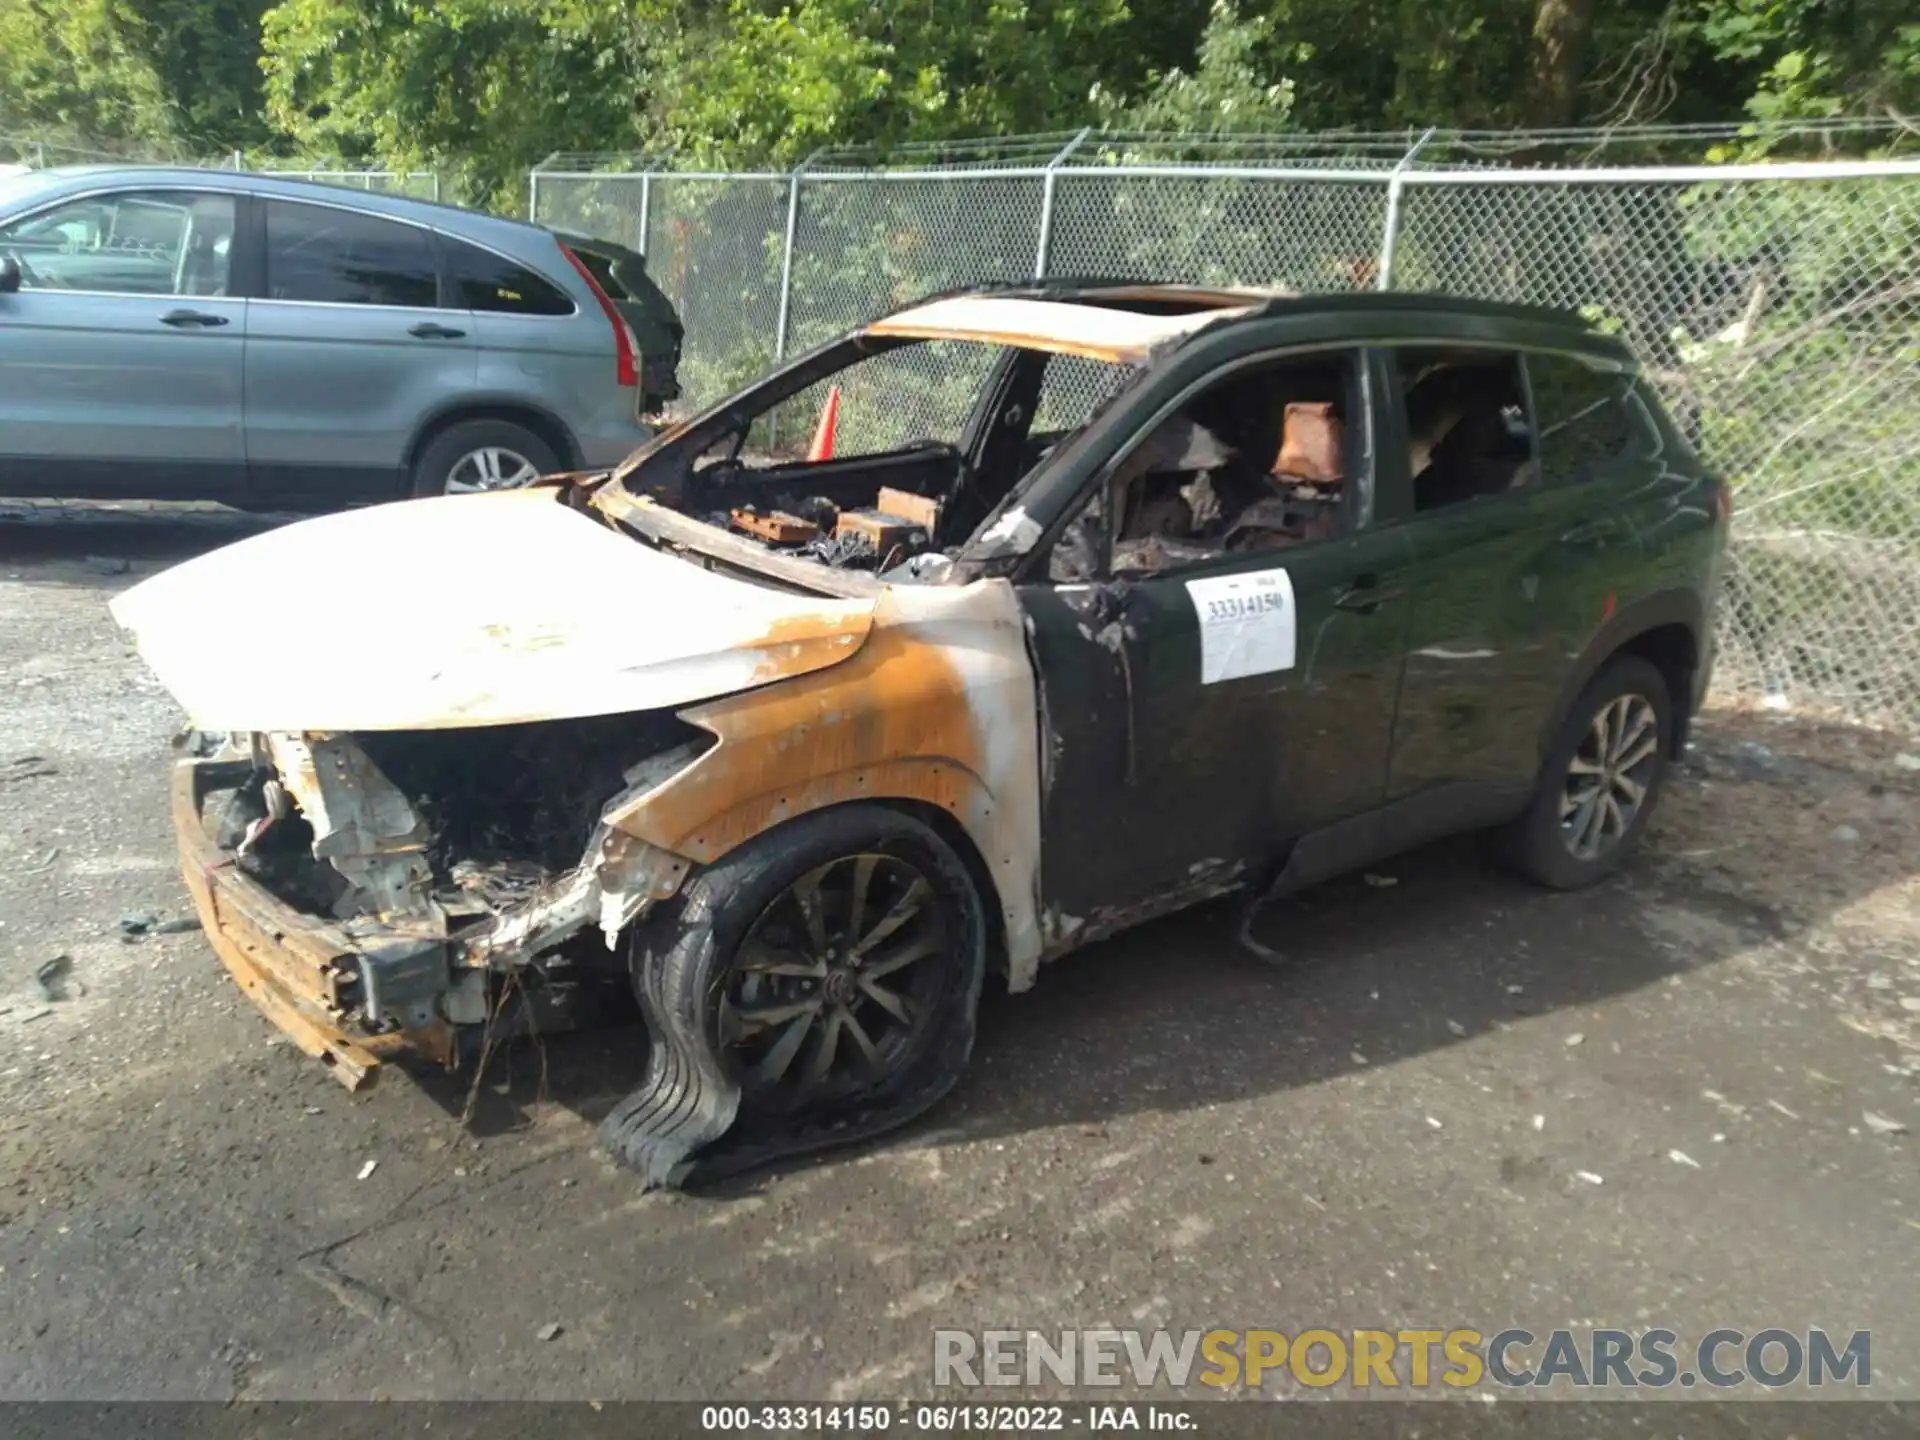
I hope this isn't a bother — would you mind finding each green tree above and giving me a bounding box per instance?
[1090,1,1295,132]
[0,0,272,154]
[260,0,650,205]
[1685,0,1920,123]
[639,0,1145,164]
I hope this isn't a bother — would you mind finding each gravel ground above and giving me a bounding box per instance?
[1,499,1916,1407]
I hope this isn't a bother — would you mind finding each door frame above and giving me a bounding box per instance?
[1012,336,1419,929]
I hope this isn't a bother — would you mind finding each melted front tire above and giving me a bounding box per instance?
[598,805,988,1187]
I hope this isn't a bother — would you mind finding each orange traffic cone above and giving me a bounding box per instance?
[807,385,841,461]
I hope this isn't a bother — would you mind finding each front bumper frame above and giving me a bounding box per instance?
[174,760,441,1089]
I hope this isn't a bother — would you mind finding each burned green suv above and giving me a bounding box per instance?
[116,283,1728,1186]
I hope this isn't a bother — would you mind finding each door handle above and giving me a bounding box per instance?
[408,322,466,339]
[1333,577,1405,614]
[160,309,228,327]
[1560,517,1622,544]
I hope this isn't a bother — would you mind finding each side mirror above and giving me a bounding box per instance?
[0,256,19,294]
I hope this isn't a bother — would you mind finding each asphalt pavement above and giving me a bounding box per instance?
[1,499,1915,1415]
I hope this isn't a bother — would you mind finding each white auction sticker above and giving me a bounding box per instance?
[1185,567,1297,684]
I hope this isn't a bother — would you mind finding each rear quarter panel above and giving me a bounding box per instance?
[468,307,644,469]
[1532,389,1724,762]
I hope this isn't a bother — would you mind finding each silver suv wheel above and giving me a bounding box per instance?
[445,446,540,493]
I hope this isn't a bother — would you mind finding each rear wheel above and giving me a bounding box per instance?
[1504,655,1672,890]
[599,806,987,1187]
[410,419,560,498]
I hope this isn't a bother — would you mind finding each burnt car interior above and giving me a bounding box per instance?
[1400,348,1537,509]
[642,337,1138,575]
[600,286,1285,580]
[1051,351,1357,581]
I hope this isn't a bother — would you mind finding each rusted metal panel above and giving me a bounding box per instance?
[605,581,1048,986]
[173,764,385,1089]
[263,733,440,925]
[598,491,882,599]
[876,487,942,531]
[729,508,819,544]
[455,825,693,970]
[833,509,927,555]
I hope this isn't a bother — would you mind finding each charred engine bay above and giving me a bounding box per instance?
[360,713,691,873]
[230,712,700,924]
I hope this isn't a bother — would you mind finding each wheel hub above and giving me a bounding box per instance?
[822,968,856,1005]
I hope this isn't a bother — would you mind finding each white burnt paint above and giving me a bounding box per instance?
[877,580,1047,990]
[109,488,875,732]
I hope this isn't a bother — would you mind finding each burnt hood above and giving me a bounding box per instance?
[109,490,875,732]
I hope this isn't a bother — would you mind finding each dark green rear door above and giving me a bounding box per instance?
[1385,345,1667,809]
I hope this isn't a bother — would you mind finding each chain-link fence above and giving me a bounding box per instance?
[531,127,1920,730]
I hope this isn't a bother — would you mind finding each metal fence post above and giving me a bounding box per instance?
[1033,127,1092,280]
[1376,127,1436,291]
[638,172,653,255]
[767,165,812,449]
[772,168,806,364]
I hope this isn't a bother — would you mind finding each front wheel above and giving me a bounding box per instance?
[599,805,988,1187]
[1504,654,1672,890]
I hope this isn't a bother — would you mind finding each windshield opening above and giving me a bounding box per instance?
[601,332,1139,583]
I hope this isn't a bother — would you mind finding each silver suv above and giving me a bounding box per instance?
[0,167,660,503]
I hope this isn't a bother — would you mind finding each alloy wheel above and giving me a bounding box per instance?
[1560,692,1660,861]
[444,446,540,493]
[719,854,949,1111]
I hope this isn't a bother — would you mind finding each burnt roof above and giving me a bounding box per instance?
[978,277,1596,330]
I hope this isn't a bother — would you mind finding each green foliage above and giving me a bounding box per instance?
[1689,0,1920,122]
[0,0,1916,210]
[1090,2,1294,132]
[641,0,1141,165]
[0,0,272,153]
[259,0,646,208]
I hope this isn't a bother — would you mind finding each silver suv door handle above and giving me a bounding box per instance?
[408,322,466,339]
[160,309,229,327]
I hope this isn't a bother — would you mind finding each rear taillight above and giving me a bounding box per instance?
[558,241,638,388]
